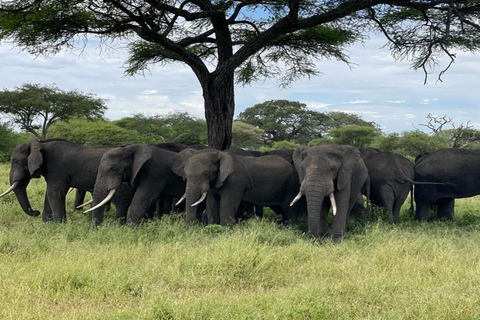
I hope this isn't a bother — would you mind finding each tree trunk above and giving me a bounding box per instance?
[203,75,235,150]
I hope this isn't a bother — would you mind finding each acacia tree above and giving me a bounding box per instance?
[0,83,107,139]
[238,99,375,145]
[0,1,479,149]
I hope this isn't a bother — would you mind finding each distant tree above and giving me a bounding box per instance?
[0,122,32,162]
[375,130,449,159]
[115,112,207,144]
[418,113,480,148]
[268,140,300,151]
[329,125,381,148]
[155,112,207,144]
[231,121,263,150]
[114,114,170,141]
[0,83,107,140]
[323,111,378,132]
[48,118,154,147]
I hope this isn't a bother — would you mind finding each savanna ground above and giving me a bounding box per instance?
[1,163,480,320]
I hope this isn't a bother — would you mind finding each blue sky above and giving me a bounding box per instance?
[0,34,478,134]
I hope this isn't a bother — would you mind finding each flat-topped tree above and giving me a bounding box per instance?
[0,83,107,140]
[1,1,479,149]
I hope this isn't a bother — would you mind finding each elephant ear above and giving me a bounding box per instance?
[171,154,186,180]
[337,146,360,191]
[27,139,43,178]
[131,145,153,187]
[293,146,308,183]
[215,152,234,188]
[178,148,199,166]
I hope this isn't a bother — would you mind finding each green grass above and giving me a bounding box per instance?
[1,162,480,319]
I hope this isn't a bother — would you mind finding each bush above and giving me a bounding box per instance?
[48,118,157,147]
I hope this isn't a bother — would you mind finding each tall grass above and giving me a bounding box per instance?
[1,163,480,319]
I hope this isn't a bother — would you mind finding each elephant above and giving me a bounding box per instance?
[177,148,302,226]
[87,144,186,226]
[0,139,130,222]
[291,144,369,242]
[360,148,418,223]
[153,142,209,216]
[413,148,480,221]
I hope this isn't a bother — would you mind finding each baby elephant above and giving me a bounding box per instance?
[177,149,302,226]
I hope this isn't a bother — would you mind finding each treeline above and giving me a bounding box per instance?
[1,99,479,162]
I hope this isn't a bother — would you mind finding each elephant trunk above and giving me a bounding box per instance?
[185,185,204,224]
[12,180,40,217]
[304,175,334,239]
[89,185,112,226]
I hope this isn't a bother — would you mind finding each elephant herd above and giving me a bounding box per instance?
[1,138,478,242]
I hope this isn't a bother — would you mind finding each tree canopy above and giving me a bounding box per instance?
[115,112,208,144]
[237,99,376,145]
[1,1,479,149]
[0,83,107,140]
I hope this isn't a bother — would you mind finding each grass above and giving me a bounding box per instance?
[1,162,480,319]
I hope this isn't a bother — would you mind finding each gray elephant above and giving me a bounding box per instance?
[291,144,369,242]
[177,149,302,226]
[87,144,186,226]
[0,139,130,222]
[360,148,417,223]
[414,148,480,221]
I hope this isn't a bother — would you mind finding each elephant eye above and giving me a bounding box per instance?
[203,170,210,176]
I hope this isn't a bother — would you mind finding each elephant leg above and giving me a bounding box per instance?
[235,202,248,221]
[162,196,174,215]
[42,192,53,222]
[113,185,134,225]
[436,198,455,220]
[319,198,331,238]
[73,189,87,210]
[128,190,161,225]
[255,205,264,218]
[206,194,220,225]
[331,195,350,243]
[145,202,157,220]
[46,184,68,222]
[392,188,410,224]
[219,194,242,226]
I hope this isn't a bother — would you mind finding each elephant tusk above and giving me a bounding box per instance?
[84,189,116,213]
[175,194,186,206]
[76,199,93,209]
[329,192,337,216]
[67,187,74,194]
[0,181,19,197]
[191,191,207,207]
[289,190,304,206]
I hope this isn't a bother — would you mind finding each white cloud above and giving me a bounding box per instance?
[140,89,159,95]
[344,100,371,104]
[386,100,406,104]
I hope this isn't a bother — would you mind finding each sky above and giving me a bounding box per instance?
[0,34,478,134]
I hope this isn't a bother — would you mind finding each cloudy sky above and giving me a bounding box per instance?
[0,34,478,134]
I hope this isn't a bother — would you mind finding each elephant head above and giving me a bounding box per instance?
[87,145,152,224]
[0,139,43,217]
[292,144,367,242]
[178,149,234,224]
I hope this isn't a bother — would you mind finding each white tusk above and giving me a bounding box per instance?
[175,194,186,206]
[84,189,116,213]
[329,192,337,216]
[0,181,19,197]
[67,187,74,194]
[191,191,207,207]
[289,190,304,206]
[76,199,93,209]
